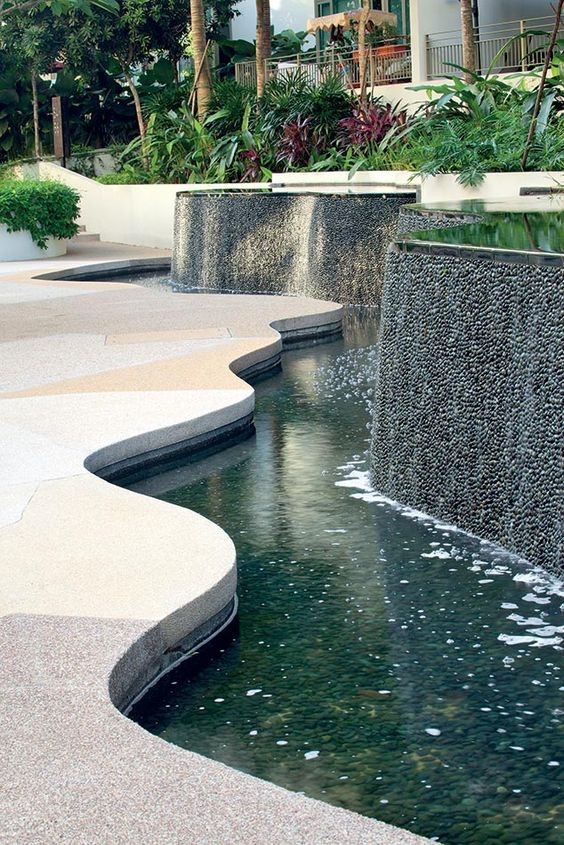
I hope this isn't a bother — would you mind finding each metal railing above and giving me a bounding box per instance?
[234,43,412,90]
[427,15,563,77]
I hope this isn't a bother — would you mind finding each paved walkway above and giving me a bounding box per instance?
[0,242,432,844]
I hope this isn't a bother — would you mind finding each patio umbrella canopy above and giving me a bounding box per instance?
[306,9,397,33]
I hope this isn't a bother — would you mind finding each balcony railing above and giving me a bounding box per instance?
[233,16,560,91]
[427,15,563,78]
[234,43,412,91]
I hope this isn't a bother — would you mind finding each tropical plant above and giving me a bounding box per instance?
[206,80,257,135]
[258,73,351,142]
[338,99,407,148]
[0,179,80,246]
[365,22,399,47]
[407,103,564,186]
[95,166,149,182]
[210,103,271,180]
[276,115,323,169]
[0,0,118,20]
[521,0,563,169]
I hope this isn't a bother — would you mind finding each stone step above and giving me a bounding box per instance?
[73,232,101,243]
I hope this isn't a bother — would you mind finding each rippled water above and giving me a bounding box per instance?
[130,309,563,844]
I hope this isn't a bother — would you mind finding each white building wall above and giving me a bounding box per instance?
[231,1,555,44]
[418,0,554,37]
[479,0,554,28]
[231,0,313,42]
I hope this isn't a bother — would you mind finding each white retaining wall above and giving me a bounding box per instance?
[17,162,563,250]
[19,163,266,249]
[419,171,564,203]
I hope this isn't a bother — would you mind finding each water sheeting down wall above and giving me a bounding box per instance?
[371,247,563,575]
[172,192,412,305]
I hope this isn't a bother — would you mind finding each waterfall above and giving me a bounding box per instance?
[371,235,563,575]
[171,190,412,305]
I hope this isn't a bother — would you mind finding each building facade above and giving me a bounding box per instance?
[231,0,555,44]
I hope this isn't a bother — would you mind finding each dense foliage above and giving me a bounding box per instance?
[1,8,562,185]
[0,0,238,160]
[0,179,80,246]
[111,49,563,185]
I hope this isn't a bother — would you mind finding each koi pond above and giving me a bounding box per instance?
[128,308,563,844]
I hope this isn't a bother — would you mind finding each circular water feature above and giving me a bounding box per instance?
[129,309,563,844]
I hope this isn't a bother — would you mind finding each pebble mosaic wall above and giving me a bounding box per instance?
[371,246,563,575]
[172,192,412,305]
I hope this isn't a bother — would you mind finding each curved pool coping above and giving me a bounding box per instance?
[0,253,433,844]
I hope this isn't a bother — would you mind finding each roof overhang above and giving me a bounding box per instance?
[306,10,397,34]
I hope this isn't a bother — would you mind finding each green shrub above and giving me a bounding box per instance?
[96,169,151,184]
[406,105,564,186]
[207,80,258,135]
[0,179,80,248]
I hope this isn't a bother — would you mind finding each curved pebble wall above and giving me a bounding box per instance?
[397,207,483,235]
[172,192,412,305]
[371,248,563,575]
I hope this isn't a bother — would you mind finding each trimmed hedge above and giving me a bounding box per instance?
[0,179,80,248]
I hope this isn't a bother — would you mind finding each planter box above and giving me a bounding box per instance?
[0,225,67,261]
[420,172,564,203]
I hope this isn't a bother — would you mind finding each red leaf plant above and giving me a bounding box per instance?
[338,101,408,149]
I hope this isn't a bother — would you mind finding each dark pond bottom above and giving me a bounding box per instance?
[129,308,563,845]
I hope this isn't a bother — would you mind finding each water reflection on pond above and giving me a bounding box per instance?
[130,308,563,845]
[408,210,564,254]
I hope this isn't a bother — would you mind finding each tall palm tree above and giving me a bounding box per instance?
[255,0,271,97]
[460,0,477,81]
[190,0,212,118]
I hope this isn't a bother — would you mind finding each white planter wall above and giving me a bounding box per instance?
[420,171,564,203]
[19,162,563,251]
[24,163,271,249]
[0,225,67,261]
[272,170,420,193]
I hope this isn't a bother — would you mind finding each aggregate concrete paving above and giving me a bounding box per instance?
[0,241,432,844]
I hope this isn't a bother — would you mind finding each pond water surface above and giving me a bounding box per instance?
[130,309,563,845]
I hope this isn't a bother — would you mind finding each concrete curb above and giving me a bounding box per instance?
[0,246,433,844]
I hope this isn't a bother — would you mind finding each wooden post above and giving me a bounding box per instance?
[52,96,70,167]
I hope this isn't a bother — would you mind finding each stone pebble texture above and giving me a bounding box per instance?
[398,207,484,235]
[172,192,412,305]
[371,244,563,576]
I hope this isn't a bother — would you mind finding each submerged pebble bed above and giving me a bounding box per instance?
[130,310,563,844]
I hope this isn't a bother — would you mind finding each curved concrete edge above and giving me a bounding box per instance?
[33,255,171,281]
[1,261,434,843]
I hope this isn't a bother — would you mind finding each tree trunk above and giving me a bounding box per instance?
[255,0,270,97]
[358,0,370,104]
[460,0,477,81]
[121,62,148,168]
[31,70,41,159]
[190,0,212,118]
[263,0,271,73]
[123,68,145,140]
